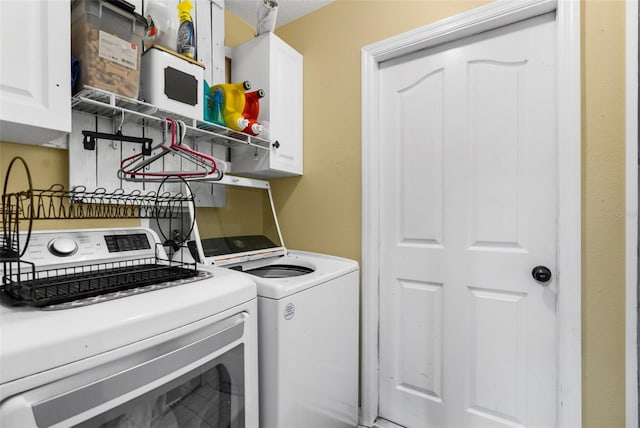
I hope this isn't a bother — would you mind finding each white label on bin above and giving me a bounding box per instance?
[98,31,138,70]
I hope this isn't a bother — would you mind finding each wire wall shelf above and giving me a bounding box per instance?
[72,86,272,151]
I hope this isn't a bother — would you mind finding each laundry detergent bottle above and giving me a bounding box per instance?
[242,89,265,136]
[176,0,196,58]
[211,81,251,131]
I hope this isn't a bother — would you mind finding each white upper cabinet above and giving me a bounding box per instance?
[0,1,71,146]
[231,33,303,178]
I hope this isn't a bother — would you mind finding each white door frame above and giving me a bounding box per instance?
[360,0,582,426]
[626,0,639,426]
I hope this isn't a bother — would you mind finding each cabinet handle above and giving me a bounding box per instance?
[272,140,280,149]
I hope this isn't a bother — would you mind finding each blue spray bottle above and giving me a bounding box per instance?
[176,0,196,58]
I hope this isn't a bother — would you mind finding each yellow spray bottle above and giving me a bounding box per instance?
[211,81,251,131]
[176,0,196,58]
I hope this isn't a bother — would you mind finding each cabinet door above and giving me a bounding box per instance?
[268,37,303,176]
[0,0,71,145]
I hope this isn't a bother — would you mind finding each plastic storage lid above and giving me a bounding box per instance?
[142,44,205,68]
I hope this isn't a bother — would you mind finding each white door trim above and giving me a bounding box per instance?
[360,0,582,426]
[626,0,639,426]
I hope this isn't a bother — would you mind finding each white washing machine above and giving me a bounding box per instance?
[183,178,360,428]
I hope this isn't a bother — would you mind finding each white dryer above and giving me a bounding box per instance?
[184,177,360,428]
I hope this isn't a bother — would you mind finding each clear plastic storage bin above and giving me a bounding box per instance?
[71,0,146,98]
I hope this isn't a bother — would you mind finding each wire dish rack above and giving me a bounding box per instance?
[1,157,199,307]
[2,252,199,308]
[2,184,190,221]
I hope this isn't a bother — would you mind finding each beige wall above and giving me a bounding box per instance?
[0,141,139,230]
[274,1,492,261]
[0,0,628,425]
[581,1,626,427]
[227,0,628,426]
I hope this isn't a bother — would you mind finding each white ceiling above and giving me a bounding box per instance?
[225,0,334,30]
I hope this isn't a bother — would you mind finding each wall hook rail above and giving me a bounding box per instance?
[82,130,153,155]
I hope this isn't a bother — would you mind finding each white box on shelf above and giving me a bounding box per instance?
[140,45,205,120]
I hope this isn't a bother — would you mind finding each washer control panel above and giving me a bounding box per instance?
[14,228,159,266]
[104,233,151,253]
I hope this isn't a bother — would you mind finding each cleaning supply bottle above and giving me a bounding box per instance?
[211,87,226,126]
[211,81,251,131]
[242,89,265,136]
[203,80,212,122]
[176,0,196,59]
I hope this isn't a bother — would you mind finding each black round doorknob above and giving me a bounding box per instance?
[532,265,552,283]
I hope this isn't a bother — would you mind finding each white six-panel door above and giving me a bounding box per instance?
[378,13,557,428]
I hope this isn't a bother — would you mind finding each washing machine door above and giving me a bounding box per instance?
[244,264,314,278]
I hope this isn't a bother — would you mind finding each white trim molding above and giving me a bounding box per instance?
[360,39,381,427]
[360,0,581,426]
[626,0,639,426]
[554,0,582,426]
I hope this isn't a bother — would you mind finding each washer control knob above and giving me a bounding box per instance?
[49,237,78,257]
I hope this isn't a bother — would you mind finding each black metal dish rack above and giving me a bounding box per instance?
[1,157,199,307]
[1,256,200,307]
